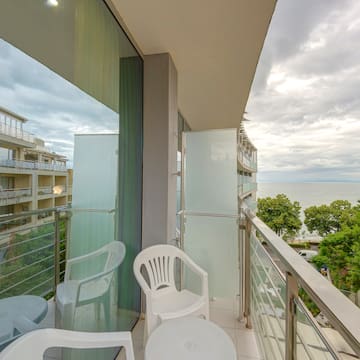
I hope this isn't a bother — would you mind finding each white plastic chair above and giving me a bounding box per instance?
[56,241,126,328]
[133,244,209,339]
[0,328,135,360]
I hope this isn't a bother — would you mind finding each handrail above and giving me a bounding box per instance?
[177,210,240,219]
[242,206,360,357]
[0,207,66,222]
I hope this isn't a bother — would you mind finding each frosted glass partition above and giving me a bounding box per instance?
[183,214,239,297]
[70,134,118,257]
[182,129,239,298]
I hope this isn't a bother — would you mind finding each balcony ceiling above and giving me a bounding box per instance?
[111,0,276,130]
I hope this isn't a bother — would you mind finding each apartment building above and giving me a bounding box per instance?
[0,106,70,231]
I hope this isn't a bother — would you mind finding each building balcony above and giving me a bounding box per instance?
[0,123,35,148]
[239,182,258,198]
[0,159,67,172]
[238,148,257,172]
[0,188,32,206]
[1,207,360,359]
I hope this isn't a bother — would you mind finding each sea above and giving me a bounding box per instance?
[257,182,360,240]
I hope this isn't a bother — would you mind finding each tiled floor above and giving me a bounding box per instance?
[124,297,262,360]
[39,298,261,359]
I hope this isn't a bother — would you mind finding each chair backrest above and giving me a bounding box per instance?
[0,329,135,360]
[133,244,183,292]
[66,241,126,281]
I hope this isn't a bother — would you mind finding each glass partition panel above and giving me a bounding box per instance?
[0,0,143,358]
[183,214,239,297]
[182,129,239,298]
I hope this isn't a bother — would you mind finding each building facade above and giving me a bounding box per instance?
[0,106,70,232]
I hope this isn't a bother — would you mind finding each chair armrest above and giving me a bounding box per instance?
[56,330,135,360]
[180,252,208,294]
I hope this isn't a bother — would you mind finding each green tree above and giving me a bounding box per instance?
[257,194,302,240]
[304,200,359,237]
[312,225,360,292]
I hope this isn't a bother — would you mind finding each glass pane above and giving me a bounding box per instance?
[183,214,239,297]
[295,300,335,360]
[182,129,239,298]
[250,233,286,360]
[0,0,143,358]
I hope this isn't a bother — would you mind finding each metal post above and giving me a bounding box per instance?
[285,272,298,360]
[244,214,252,328]
[54,209,60,296]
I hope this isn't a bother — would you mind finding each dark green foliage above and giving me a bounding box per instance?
[0,219,68,299]
[312,225,360,292]
[257,194,302,240]
[304,200,360,237]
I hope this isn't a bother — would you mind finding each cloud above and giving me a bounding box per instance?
[0,39,118,166]
[246,0,360,182]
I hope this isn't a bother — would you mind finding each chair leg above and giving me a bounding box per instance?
[143,318,148,348]
[103,294,111,328]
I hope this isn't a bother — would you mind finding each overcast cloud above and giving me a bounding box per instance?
[246,0,360,182]
[0,39,118,167]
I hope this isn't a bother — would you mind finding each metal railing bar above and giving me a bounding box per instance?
[243,207,360,356]
[251,283,284,360]
[251,232,285,281]
[295,299,340,359]
[250,264,286,338]
[250,237,286,310]
[0,231,55,251]
[63,208,115,214]
[250,272,287,358]
[23,277,53,296]
[0,207,65,222]
[0,254,53,280]
[0,265,54,295]
[0,243,53,265]
[250,290,278,360]
[177,210,240,219]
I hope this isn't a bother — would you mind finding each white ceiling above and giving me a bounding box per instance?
[111,0,276,130]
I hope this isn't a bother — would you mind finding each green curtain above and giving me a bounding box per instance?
[117,56,143,329]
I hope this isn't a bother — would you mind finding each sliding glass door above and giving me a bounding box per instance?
[0,1,143,358]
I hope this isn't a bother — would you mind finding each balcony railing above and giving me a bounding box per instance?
[0,123,35,144]
[239,182,257,196]
[179,208,360,359]
[238,147,257,172]
[0,208,69,302]
[241,207,360,359]
[0,159,67,172]
[0,188,32,204]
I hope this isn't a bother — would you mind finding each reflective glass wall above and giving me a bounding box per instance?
[0,1,143,358]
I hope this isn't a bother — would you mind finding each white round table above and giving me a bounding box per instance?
[145,317,237,360]
[0,295,48,349]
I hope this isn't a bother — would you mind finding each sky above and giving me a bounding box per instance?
[0,39,118,167]
[1,1,360,182]
[245,0,360,183]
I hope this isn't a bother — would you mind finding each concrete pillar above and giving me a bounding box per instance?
[142,53,178,248]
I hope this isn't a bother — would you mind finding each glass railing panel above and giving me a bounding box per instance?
[182,213,239,298]
[243,209,360,359]
[250,233,286,360]
[295,300,335,360]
